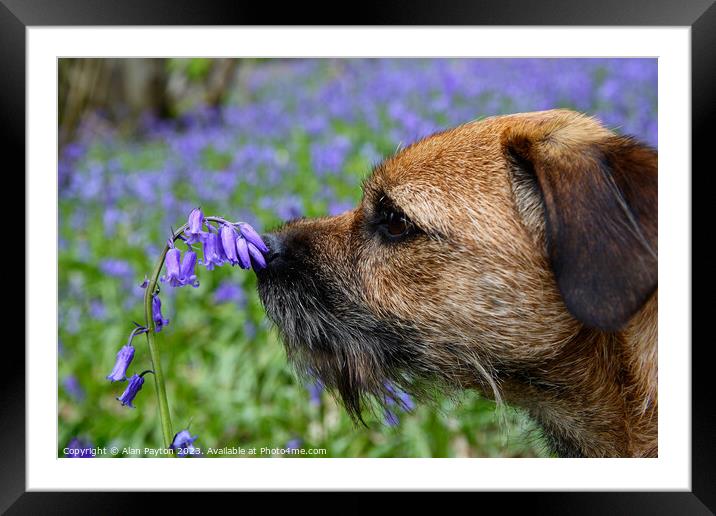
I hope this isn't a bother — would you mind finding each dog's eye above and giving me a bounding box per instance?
[371,196,419,241]
[385,211,410,237]
[377,207,416,240]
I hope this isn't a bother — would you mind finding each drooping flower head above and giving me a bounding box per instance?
[184,208,206,244]
[238,223,269,253]
[169,429,200,456]
[202,229,225,271]
[152,294,169,332]
[161,241,184,287]
[106,343,135,382]
[116,372,149,408]
[247,241,267,270]
[219,224,239,266]
[179,250,200,288]
[106,325,146,382]
[235,236,251,270]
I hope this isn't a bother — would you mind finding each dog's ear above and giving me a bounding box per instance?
[501,110,657,332]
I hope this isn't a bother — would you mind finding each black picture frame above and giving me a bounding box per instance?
[5,0,712,512]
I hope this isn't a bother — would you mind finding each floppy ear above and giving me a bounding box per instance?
[502,111,657,332]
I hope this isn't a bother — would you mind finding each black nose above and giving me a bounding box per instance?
[261,233,284,264]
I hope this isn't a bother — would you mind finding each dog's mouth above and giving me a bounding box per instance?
[256,262,436,422]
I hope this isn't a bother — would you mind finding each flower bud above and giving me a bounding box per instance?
[152,294,169,332]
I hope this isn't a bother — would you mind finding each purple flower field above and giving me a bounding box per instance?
[58,58,657,458]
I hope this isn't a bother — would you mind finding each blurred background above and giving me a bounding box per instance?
[58,58,657,458]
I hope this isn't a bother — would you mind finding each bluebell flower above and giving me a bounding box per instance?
[235,236,251,270]
[161,245,184,287]
[219,224,239,265]
[184,208,206,244]
[202,230,225,270]
[179,250,200,288]
[247,242,267,270]
[286,438,302,450]
[152,294,169,332]
[238,223,269,253]
[106,344,135,382]
[169,429,200,456]
[116,373,146,408]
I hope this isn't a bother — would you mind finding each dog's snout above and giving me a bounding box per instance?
[261,233,285,265]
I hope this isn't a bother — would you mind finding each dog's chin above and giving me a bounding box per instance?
[256,267,438,422]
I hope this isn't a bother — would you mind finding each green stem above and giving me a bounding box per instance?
[143,223,188,449]
[142,216,239,449]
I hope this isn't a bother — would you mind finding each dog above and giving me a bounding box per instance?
[256,109,658,458]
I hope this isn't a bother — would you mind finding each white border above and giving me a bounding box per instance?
[28,27,691,490]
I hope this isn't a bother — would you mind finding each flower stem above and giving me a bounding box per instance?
[143,223,188,448]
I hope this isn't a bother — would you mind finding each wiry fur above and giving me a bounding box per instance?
[256,109,658,457]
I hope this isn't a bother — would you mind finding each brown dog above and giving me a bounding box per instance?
[256,109,658,458]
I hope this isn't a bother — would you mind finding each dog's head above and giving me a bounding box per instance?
[256,109,657,420]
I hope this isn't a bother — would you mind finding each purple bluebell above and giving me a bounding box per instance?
[247,242,267,270]
[219,224,239,265]
[161,245,184,287]
[106,344,135,382]
[116,373,146,408]
[235,236,251,270]
[169,429,200,456]
[201,230,225,270]
[238,223,269,253]
[286,438,302,450]
[184,208,206,244]
[152,294,169,332]
[179,250,200,287]
[65,437,94,458]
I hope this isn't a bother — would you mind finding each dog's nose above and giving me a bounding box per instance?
[261,233,284,265]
